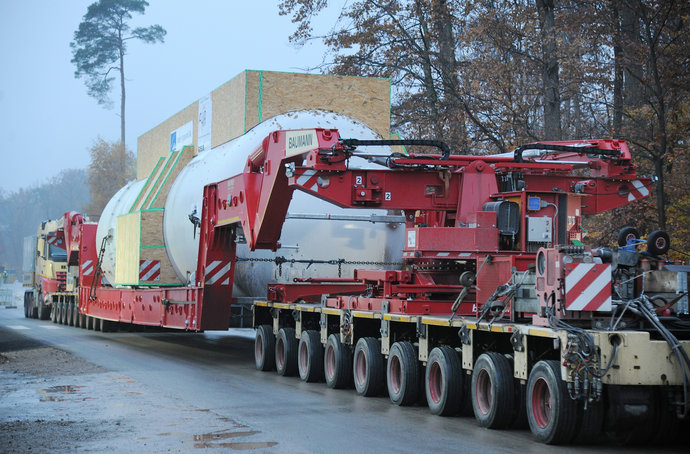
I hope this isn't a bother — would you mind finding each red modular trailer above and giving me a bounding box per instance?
[49,129,689,444]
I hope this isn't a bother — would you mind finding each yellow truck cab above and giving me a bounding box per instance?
[23,218,68,319]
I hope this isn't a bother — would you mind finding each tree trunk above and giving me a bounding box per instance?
[611,0,623,137]
[620,2,643,108]
[414,1,443,139]
[653,158,666,229]
[536,0,562,140]
[119,44,126,150]
[432,0,467,149]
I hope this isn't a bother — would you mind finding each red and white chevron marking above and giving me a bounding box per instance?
[46,235,63,246]
[564,263,612,311]
[81,259,94,276]
[139,260,161,281]
[204,260,231,286]
[627,180,650,202]
[295,169,320,192]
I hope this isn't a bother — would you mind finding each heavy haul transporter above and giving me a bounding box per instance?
[39,129,689,444]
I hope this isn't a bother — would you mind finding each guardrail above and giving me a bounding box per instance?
[0,288,16,308]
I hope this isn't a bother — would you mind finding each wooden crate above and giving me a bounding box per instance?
[136,70,391,179]
[114,146,195,287]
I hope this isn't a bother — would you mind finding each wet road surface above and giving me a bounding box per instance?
[0,304,686,453]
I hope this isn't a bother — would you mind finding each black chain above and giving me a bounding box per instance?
[235,256,405,277]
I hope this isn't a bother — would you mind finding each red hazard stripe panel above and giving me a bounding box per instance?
[295,170,320,192]
[565,263,611,311]
[627,180,650,202]
[139,260,161,281]
[204,260,231,286]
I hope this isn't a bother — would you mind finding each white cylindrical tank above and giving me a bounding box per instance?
[96,179,146,284]
[164,110,403,296]
[97,110,404,295]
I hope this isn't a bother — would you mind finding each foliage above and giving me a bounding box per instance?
[0,170,90,272]
[279,0,690,257]
[70,0,166,146]
[86,138,136,217]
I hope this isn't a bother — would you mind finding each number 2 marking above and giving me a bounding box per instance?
[385,192,391,201]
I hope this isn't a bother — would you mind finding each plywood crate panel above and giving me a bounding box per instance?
[115,212,141,286]
[149,146,195,209]
[137,70,391,180]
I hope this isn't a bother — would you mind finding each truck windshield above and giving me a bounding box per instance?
[48,244,67,262]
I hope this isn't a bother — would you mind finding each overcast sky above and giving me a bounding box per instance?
[0,0,337,193]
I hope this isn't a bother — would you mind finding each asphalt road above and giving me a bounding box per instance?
[0,303,686,453]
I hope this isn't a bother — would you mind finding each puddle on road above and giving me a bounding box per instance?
[194,430,258,442]
[189,426,277,450]
[36,385,89,402]
[194,441,278,450]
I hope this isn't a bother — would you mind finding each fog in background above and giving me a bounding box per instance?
[0,0,334,193]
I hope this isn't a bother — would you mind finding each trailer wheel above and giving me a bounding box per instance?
[575,398,603,444]
[526,360,577,444]
[387,341,419,406]
[255,325,275,371]
[471,352,514,429]
[57,301,65,324]
[31,294,38,319]
[68,302,75,326]
[79,313,87,329]
[101,319,116,332]
[73,303,80,327]
[298,330,323,382]
[37,296,49,320]
[426,346,464,416]
[275,328,298,376]
[353,337,385,397]
[646,230,670,256]
[23,292,30,318]
[324,334,353,389]
[86,316,94,331]
[617,226,640,247]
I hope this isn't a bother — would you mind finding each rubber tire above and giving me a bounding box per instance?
[255,325,275,371]
[275,328,298,376]
[86,316,94,330]
[38,297,49,320]
[426,346,464,416]
[575,398,604,444]
[79,313,87,329]
[471,352,515,429]
[324,334,353,389]
[71,302,78,327]
[617,226,640,247]
[387,341,420,406]
[647,230,670,256]
[68,302,75,326]
[101,319,116,332]
[51,301,58,323]
[298,330,323,382]
[526,360,577,444]
[353,337,385,397]
[23,292,31,318]
[58,301,65,325]
[31,299,38,319]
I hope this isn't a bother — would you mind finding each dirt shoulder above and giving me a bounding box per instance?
[0,323,272,453]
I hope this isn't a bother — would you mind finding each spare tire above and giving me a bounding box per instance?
[617,227,640,247]
[647,230,670,256]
